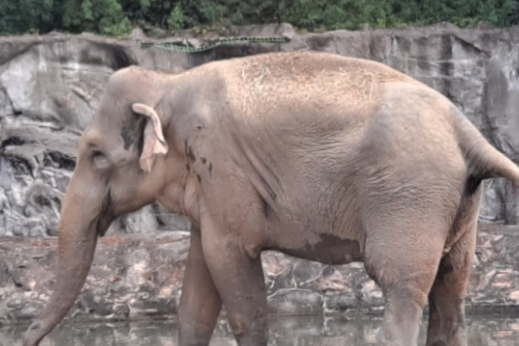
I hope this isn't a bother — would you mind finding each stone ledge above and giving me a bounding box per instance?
[1,223,519,326]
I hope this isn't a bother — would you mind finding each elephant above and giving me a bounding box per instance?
[22,50,519,346]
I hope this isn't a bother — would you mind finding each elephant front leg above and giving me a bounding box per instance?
[178,226,223,346]
[201,217,269,346]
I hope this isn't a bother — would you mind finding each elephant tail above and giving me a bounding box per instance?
[454,110,519,187]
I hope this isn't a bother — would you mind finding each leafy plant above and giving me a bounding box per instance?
[167,3,185,30]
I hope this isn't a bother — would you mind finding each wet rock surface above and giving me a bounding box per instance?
[1,223,519,325]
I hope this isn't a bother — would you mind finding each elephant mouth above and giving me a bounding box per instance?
[96,214,113,237]
[96,188,114,237]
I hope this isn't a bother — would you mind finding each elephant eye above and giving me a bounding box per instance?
[91,149,109,169]
[91,149,104,159]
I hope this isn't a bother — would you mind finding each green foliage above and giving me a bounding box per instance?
[62,0,130,36]
[0,0,517,36]
[167,4,185,30]
[279,0,389,31]
[0,0,59,35]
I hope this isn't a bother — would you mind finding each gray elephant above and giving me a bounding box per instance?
[22,51,519,346]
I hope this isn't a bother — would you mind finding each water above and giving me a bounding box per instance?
[2,315,519,345]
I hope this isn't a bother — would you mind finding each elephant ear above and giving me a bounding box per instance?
[131,103,169,173]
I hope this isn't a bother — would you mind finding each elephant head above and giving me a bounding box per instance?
[22,66,191,345]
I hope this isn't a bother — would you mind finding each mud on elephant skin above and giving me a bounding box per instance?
[22,51,519,346]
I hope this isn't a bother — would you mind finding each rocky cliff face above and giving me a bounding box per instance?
[2,22,519,324]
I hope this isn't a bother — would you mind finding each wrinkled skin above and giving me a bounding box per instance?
[23,51,519,346]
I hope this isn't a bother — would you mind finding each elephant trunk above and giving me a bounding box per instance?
[22,177,108,346]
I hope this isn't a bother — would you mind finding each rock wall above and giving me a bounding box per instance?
[1,224,519,325]
[2,22,519,324]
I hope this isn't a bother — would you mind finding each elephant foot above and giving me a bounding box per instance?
[425,278,469,346]
[425,323,467,346]
[375,297,424,346]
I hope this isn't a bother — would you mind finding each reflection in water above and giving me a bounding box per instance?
[3,314,519,345]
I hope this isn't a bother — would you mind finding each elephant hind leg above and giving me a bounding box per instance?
[425,242,472,346]
[363,219,448,346]
[425,189,481,346]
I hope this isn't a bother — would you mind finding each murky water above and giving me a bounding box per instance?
[2,314,519,345]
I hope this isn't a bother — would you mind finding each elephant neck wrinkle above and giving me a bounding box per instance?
[182,174,201,224]
[156,169,199,221]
